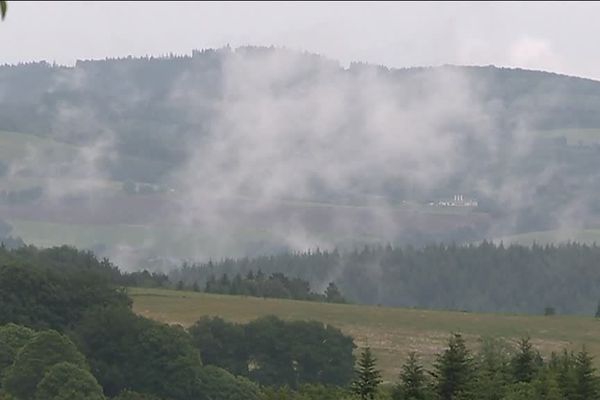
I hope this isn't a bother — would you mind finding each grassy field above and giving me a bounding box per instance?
[130,287,600,382]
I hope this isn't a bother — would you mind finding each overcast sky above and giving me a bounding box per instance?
[2,1,600,80]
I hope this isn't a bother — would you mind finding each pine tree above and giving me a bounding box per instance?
[532,369,562,400]
[554,349,577,400]
[393,352,428,400]
[325,281,346,303]
[473,337,511,400]
[192,281,200,292]
[433,333,474,400]
[176,280,184,290]
[510,337,540,383]
[573,347,598,400]
[595,300,600,318]
[351,347,383,400]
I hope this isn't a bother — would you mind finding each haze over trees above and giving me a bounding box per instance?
[168,241,600,315]
[4,48,600,263]
[2,233,600,399]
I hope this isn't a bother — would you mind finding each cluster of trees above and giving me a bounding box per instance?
[0,244,357,399]
[188,316,355,388]
[170,242,600,315]
[4,243,600,399]
[349,335,599,400]
[202,270,346,303]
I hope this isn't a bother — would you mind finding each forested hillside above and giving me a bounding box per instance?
[3,48,600,262]
[3,244,600,399]
[168,242,600,315]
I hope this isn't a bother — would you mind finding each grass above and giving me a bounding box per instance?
[130,287,600,382]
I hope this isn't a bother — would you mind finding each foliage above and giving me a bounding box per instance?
[0,245,130,330]
[34,362,105,400]
[432,333,474,400]
[2,330,88,400]
[510,337,542,383]
[170,242,600,315]
[188,316,247,376]
[392,353,430,400]
[204,270,346,303]
[188,315,356,388]
[572,348,598,400]
[111,390,164,400]
[0,324,35,381]
[472,337,512,400]
[73,306,204,399]
[351,347,382,400]
[197,366,261,400]
[260,384,350,400]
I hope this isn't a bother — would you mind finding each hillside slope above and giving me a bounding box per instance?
[131,287,600,382]
[3,48,600,261]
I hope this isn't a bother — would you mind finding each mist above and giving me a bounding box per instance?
[2,46,600,269]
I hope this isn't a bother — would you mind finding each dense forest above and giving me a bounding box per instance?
[202,270,346,303]
[168,242,600,315]
[2,244,600,400]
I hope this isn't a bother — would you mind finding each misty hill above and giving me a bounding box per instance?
[131,286,600,382]
[168,242,600,315]
[2,46,600,263]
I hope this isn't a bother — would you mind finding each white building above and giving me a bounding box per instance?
[430,194,478,208]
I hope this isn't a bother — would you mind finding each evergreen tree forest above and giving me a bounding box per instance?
[168,242,600,315]
[203,270,346,303]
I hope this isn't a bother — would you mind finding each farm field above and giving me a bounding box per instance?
[130,287,600,383]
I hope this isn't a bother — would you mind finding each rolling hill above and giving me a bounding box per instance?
[4,49,600,265]
[131,287,600,383]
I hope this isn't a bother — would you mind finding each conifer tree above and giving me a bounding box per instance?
[510,337,540,383]
[433,333,474,400]
[532,369,562,400]
[393,352,428,400]
[554,349,577,400]
[351,347,383,400]
[573,347,598,400]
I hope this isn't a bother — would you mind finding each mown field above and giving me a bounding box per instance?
[130,287,600,383]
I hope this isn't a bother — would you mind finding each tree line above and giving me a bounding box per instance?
[2,243,600,399]
[0,244,355,399]
[201,270,346,303]
[168,242,600,315]
[348,335,598,400]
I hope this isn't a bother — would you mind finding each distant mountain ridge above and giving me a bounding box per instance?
[2,46,600,261]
